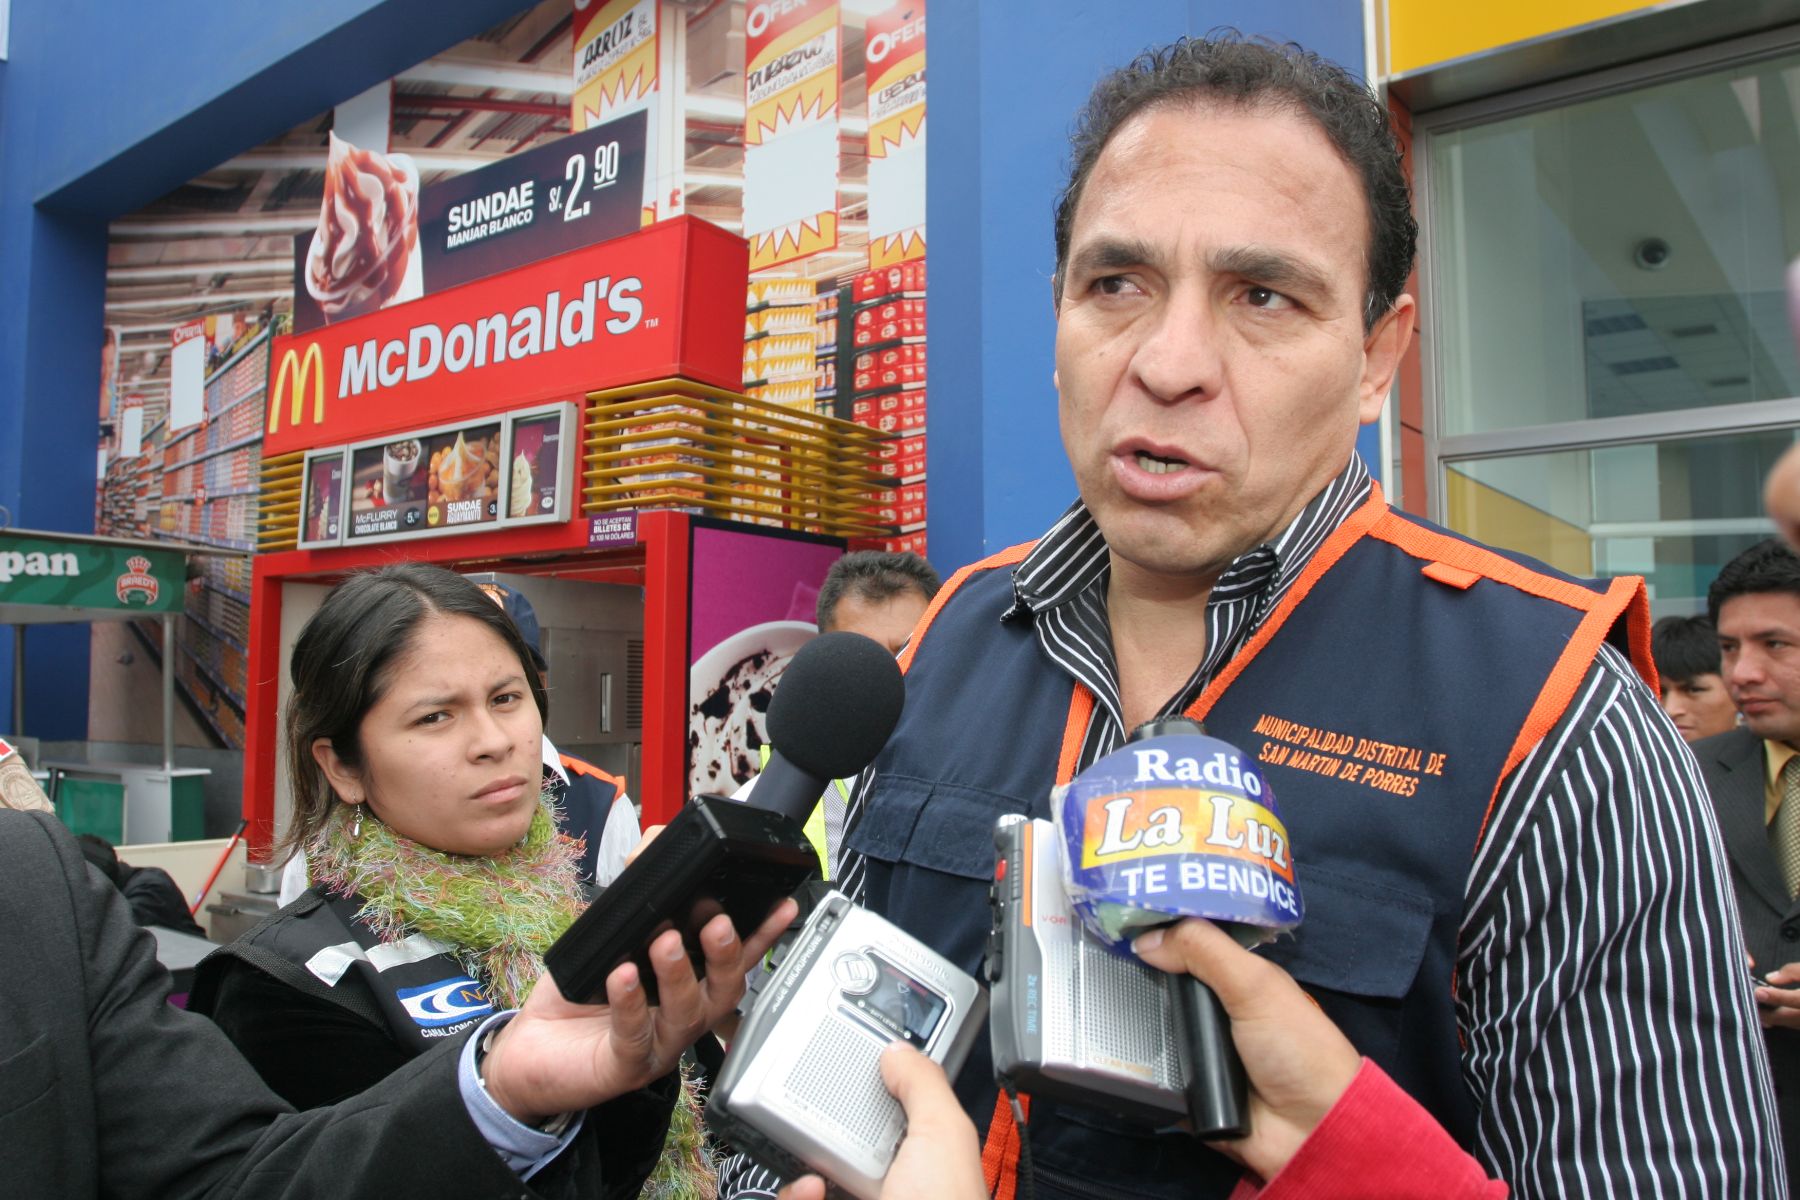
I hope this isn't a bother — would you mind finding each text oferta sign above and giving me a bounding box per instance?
[264,216,748,458]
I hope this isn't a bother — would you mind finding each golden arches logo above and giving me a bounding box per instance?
[268,344,326,435]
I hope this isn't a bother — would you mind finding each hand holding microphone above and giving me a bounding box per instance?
[1055,716,1305,1139]
[1132,919,1360,1180]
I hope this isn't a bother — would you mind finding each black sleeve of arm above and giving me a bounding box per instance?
[201,959,415,1110]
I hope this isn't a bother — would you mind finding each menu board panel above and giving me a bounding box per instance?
[502,403,576,526]
[298,449,347,548]
[346,420,503,543]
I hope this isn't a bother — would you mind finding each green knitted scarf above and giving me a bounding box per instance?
[307,795,719,1199]
[307,794,583,1009]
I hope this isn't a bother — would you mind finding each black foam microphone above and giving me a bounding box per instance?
[750,631,907,822]
[545,632,905,1004]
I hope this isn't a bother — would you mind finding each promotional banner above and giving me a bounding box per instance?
[686,522,841,797]
[168,321,207,432]
[262,217,748,457]
[0,535,184,616]
[291,111,648,334]
[864,1,925,268]
[572,0,660,226]
[743,0,840,270]
[118,394,145,459]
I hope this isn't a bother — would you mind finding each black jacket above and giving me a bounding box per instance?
[0,808,556,1200]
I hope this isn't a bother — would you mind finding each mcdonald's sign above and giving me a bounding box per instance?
[268,343,327,436]
[260,216,746,457]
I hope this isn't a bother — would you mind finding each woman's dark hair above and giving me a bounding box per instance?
[280,563,547,860]
[1651,614,1721,684]
[1052,31,1417,331]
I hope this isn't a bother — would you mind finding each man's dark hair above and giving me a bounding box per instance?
[817,551,942,631]
[1707,538,1800,625]
[1052,31,1416,331]
[76,834,123,887]
[1651,615,1721,683]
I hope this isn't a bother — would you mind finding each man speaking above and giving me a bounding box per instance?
[722,31,1780,1200]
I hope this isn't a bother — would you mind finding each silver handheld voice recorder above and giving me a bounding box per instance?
[708,890,987,1200]
[986,814,1188,1122]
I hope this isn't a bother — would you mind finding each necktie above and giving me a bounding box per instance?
[1775,757,1800,898]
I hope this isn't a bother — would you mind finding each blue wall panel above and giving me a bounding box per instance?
[926,0,1369,572]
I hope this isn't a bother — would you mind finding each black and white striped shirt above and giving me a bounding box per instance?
[722,458,1784,1198]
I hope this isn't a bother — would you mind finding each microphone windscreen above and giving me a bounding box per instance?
[766,631,906,781]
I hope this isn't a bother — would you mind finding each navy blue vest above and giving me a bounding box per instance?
[846,500,1650,1200]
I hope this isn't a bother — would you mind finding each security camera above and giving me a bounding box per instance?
[1634,238,1672,271]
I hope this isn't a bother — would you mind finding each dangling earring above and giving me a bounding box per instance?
[350,802,363,840]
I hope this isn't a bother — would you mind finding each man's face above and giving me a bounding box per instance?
[1658,672,1737,743]
[1054,101,1413,584]
[1718,591,1800,745]
[827,588,930,655]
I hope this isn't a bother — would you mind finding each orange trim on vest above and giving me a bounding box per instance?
[1421,561,1480,590]
[1059,685,1095,787]
[981,1090,1032,1200]
[557,754,626,791]
[1361,513,1654,848]
[897,542,1035,676]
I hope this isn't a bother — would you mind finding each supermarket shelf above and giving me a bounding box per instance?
[127,622,233,750]
[853,290,927,311]
[175,640,247,715]
[151,528,255,553]
[163,431,262,472]
[210,382,267,420]
[160,485,262,503]
[183,609,248,655]
[207,327,272,382]
[199,578,252,606]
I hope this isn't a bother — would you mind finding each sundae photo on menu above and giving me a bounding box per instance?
[505,409,565,521]
[301,132,422,325]
[346,422,500,542]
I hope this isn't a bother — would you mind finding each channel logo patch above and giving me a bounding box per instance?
[397,976,493,1027]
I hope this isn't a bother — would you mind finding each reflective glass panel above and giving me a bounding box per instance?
[1430,55,1800,435]
[1445,429,1791,614]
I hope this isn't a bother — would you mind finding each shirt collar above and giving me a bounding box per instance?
[542,734,568,786]
[1006,456,1374,619]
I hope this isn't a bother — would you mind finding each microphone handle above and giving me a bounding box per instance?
[1175,973,1249,1139]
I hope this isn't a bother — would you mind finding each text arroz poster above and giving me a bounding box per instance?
[686,522,842,797]
[572,0,660,225]
[865,1,925,268]
[743,0,840,271]
[292,110,647,333]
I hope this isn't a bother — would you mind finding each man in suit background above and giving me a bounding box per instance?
[1697,536,1800,1186]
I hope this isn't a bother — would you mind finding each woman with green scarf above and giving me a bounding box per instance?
[190,563,727,1199]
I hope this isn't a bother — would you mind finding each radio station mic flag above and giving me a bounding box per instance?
[1055,719,1303,950]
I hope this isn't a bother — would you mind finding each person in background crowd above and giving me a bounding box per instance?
[760,550,941,880]
[1694,537,1800,1187]
[483,581,641,889]
[77,832,208,938]
[815,550,941,656]
[724,31,1780,1200]
[192,564,737,1198]
[1652,613,1741,742]
[0,803,790,1200]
